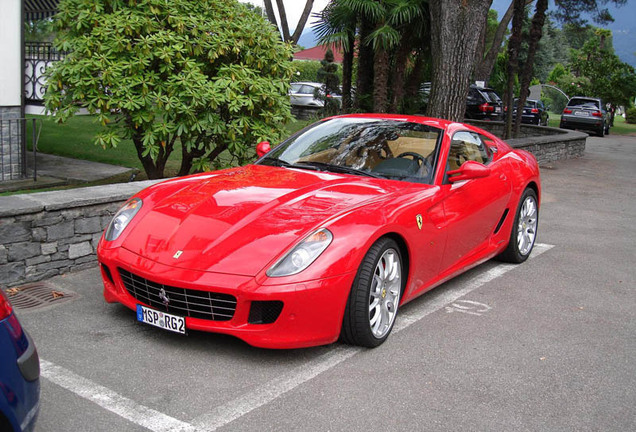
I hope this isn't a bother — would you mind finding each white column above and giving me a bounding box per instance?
[0,0,22,107]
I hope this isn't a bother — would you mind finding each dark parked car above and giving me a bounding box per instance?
[0,289,40,432]
[560,96,610,137]
[465,85,503,121]
[513,99,549,126]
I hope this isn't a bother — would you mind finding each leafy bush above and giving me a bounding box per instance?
[625,107,636,124]
[45,0,294,179]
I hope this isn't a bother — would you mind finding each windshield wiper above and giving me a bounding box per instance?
[261,156,320,171]
[296,161,383,179]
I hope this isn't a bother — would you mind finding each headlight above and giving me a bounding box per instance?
[104,198,142,241]
[267,228,333,277]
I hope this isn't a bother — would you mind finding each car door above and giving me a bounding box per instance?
[438,131,512,272]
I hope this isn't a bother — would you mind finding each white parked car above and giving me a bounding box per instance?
[289,82,341,108]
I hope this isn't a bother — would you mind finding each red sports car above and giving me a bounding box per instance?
[97,114,540,349]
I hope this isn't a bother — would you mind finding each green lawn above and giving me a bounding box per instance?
[27,115,314,179]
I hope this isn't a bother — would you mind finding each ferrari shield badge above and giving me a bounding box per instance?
[173,250,183,259]
[416,214,423,230]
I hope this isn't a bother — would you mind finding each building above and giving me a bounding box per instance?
[0,0,58,182]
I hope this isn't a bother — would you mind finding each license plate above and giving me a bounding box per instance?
[136,305,186,334]
[495,107,501,113]
[574,110,589,116]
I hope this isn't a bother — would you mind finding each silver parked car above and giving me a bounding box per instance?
[289,82,341,108]
[560,96,610,137]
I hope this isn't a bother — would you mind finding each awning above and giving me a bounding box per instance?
[25,0,60,21]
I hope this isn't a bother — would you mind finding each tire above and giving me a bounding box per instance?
[498,188,539,263]
[341,238,403,348]
[597,122,605,137]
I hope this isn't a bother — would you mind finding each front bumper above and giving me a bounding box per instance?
[98,247,356,349]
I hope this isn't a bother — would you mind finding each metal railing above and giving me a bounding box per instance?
[0,118,40,182]
[25,42,67,104]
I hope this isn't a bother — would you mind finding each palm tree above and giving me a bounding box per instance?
[314,0,430,114]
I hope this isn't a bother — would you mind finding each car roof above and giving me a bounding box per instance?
[291,81,322,87]
[568,96,601,103]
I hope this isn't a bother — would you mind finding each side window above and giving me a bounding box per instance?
[447,131,492,172]
[300,85,315,95]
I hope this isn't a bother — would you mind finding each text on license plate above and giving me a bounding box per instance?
[574,111,589,116]
[136,305,185,334]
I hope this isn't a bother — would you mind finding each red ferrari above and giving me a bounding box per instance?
[97,114,540,349]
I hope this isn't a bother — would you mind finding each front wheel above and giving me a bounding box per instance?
[341,238,403,348]
[498,188,539,263]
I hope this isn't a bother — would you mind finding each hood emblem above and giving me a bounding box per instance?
[158,288,170,307]
[416,214,423,230]
[173,250,183,259]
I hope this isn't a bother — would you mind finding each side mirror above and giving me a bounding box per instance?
[256,141,271,158]
[447,160,491,183]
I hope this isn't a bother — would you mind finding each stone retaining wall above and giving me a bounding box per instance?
[468,121,587,165]
[0,180,158,287]
[0,124,588,288]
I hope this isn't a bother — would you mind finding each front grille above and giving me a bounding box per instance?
[118,269,236,321]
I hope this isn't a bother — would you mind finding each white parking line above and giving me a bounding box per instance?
[192,243,554,431]
[41,243,553,432]
[40,360,196,432]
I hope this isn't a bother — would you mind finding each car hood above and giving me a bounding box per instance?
[122,164,399,276]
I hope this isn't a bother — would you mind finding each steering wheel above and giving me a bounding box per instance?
[396,152,427,166]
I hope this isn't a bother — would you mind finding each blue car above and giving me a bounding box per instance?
[0,289,40,432]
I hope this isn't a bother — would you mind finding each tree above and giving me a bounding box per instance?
[263,0,314,45]
[312,1,356,111]
[45,0,294,179]
[314,0,429,114]
[426,0,492,121]
[503,0,526,139]
[513,0,548,137]
[569,31,636,107]
[316,48,341,115]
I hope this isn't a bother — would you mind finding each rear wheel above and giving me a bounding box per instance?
[597,122,605,137]
[498,188,539,263]
[341,238,403,347]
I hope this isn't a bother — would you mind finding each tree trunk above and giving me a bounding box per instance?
[274,0,291,42]
[514,0,548,137]
[290,0,315,44]
[354,16,375,112]
[426,0,493,122]
[503,0,526,139]
[373,48,390,113]
[474,1,513,83]
[263,0,314,45]
[389,35,414,113]
[405,52,426,102]
[263,0,279,30]
[341,33,355,112]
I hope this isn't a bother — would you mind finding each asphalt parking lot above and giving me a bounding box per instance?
[16,135,636,431]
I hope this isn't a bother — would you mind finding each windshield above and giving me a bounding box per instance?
[568,98,599,109]
[257,117,443,184]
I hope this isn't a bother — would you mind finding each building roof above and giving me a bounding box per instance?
[293,45,344,63]
[25,0,60,20]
